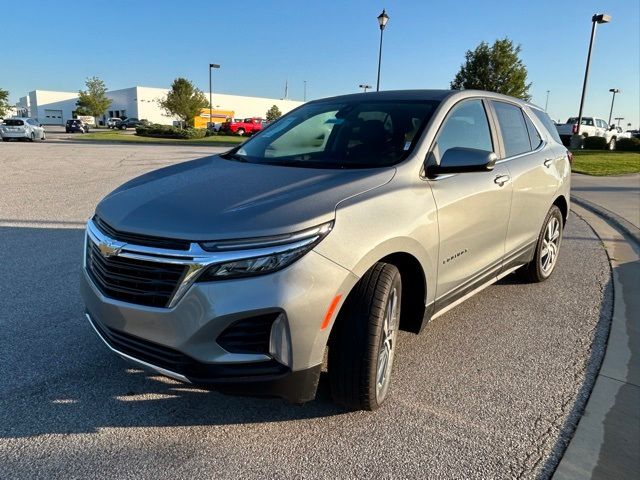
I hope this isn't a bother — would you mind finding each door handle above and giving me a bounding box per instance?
[544,158,553,168]
[494,174,510,186]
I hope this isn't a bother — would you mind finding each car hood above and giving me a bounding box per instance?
[96,155,395,241]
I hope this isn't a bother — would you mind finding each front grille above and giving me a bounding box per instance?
[86,239,187,308]
[91,317,287,380]
[217,314,279,354]
[94,216,191,251]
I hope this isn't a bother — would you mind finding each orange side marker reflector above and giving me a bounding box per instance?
[320,294,342,330]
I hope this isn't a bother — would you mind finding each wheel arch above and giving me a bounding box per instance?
[553,195,569,225]
[329,251,428,342]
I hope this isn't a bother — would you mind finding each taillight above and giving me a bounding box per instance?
[567,150,573,165]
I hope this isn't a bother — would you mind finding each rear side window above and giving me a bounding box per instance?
[524,114,542,149]
[433,99,493,161]
[493,101,531,158]
[531,108,562,144]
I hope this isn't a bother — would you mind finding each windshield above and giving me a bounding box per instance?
[3,119,24,126]
[226,100,440,169]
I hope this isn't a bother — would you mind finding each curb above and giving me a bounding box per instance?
[571,195,640,246]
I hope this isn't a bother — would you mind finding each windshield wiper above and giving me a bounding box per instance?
[219,153,248,163]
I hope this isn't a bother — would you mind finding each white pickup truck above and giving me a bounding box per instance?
[556,116,625,150]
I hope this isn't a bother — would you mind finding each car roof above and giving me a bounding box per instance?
[308,89,542,111]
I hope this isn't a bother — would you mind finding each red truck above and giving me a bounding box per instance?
[220,117,263,136]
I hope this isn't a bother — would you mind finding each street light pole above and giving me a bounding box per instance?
[209,63,220,129]
[545,90,550,112]
[359,84,373,92]
[607,88,619,126]
[614,117,624,127]
[574,13,611,147]
[376,9,389,92]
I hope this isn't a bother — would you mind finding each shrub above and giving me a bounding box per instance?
[135,124,206,139]
[616,137,640,152]
[582,136,607,150]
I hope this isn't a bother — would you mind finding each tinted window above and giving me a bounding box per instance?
[433,100,493,161]
[524,114,542,149]
[531,108,562,144]
[3,119,24,126]
[231,100,439,169]
[493,101,531,157]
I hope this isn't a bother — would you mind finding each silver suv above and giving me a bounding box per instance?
[81,90,570,410]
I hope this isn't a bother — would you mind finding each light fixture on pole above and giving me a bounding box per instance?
[359,84,373,92]
[545,90,550,112]
[573,13,611,148]
[209,63,220,130]
[614,117,624,127]
[607,88,619,126]
[376,9,389,92]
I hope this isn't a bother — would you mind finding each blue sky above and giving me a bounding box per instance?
[3,0,639,127]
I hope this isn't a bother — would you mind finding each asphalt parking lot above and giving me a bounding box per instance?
[0,140,612,479]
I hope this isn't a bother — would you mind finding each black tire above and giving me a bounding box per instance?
[519,205,563,283]
[2,138,9,142]
[237,128,245,136]
[30,133,35,142]
[328,262,402,410]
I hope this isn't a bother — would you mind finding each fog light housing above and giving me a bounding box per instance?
[269,313,292,367]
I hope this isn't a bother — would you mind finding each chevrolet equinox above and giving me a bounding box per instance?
[81,90,571,410]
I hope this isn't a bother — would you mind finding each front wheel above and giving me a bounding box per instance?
[519,205,563,282]
[30,133,35,142]
[328,262,401,410]
[608,138,616,150]
[236,129,245,136]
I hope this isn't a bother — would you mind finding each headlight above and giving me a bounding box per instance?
[197,221,333,281]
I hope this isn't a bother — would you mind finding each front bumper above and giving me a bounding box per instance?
[81,244,357,402]
[86,312,321,402]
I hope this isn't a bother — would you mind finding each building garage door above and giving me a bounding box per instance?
[43,109,63,125]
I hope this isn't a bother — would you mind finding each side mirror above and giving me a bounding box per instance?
[427,147,497,176]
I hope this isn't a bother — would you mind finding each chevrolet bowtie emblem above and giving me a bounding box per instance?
[98,238,125,258]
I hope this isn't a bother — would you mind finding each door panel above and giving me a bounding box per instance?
[429,166,512,303]
[491,102,561,264]
[426,98,512,306]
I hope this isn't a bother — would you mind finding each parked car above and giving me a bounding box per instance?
[219,117,263,135]
[106,117,122,129]
[555,116,621,149]
[65,119,90,133]
[1,117,46,141]
[117,118,149,129]
[81,89,570,410]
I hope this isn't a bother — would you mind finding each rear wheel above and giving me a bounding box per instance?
[237,128,245,136]
[608,137,616,150]
[30,133,35,142]
[519,205,563,282]
[328,262,401,410]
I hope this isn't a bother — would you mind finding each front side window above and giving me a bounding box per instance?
[493,101,531,158]
[432,99,493,162]
[229,100,439,169]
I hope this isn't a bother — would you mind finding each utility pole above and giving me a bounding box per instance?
[545,90,550,112]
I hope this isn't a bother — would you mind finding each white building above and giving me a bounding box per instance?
[20,86,304,126]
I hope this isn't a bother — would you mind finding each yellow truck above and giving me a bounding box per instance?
[193,108,235,129]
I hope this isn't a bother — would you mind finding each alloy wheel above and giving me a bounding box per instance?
[540,217,561,275]
[376,287,399,403]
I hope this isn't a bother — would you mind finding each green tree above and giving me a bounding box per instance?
[450,38,531,101]
[76,77,111,126]
[265,104,282,122]
[159,78,208,127]
[0,88,11,118]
